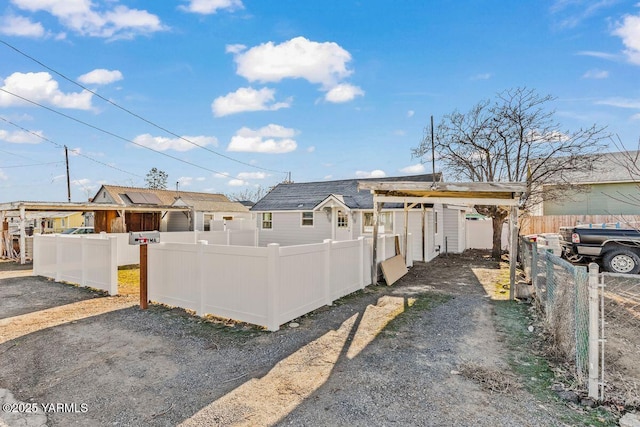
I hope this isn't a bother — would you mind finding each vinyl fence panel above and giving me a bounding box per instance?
[199,244,270,327]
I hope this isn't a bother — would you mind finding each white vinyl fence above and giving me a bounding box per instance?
[32,232,410,331]
[148,234,410,331]
[33,234,118,295]
[115,230,258,266]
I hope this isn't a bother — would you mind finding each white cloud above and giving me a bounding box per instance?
[582,69,609,79]
[399,164,426,174]
[394,130,406,136]
[631,113,640,120]
[228,178,249,186]
[355,170,386,178]
[237,172,267,179]
[323,175,333,180]
[407,110,415,118]
[179,0,243,14]
[10,0,166,39]
[230,36,353,88]
[0,72,92,109]
[178,176,194,186]
[212,87,291,117]
[576,50,620,61]
[307,146,315,153]
[78,69,123,85]
[71,178,91,186]
[324,83,364,103]
[213,172,230,178]
[0,14,45,37]
[0,129,42,144]
[133,134,218,152]
[595,97,640,109]
[0,170,7,180]
[227,124,298,154]
[470,73,492,80]
[613,13,640,65]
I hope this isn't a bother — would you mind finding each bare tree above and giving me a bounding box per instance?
[226,185,269,203]
[413,87,610,259]
[145,168,168,190]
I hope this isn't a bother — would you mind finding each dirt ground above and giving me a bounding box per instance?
[0,253,607,426]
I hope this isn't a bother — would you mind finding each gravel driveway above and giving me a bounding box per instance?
[0,254,588,426]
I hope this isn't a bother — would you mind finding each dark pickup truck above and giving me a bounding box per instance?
[559,225,640,274]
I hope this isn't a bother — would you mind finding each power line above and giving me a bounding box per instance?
[0,88,254,178]
[0,115,143,178]
[0,38,289,175]
[0,161,63,168]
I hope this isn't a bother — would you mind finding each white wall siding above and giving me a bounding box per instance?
[257,211,332,246]
[167,210,190,232]
[393,209,426,262]
[443,208,461,254]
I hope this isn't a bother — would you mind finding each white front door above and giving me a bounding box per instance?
[334,209,352,241]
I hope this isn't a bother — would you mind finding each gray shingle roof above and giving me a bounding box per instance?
[251,174,441,211]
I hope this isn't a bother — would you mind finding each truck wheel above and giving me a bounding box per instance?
[602,249,640,274]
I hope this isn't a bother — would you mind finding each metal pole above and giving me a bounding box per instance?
[588,262,600,399]
[65,146,71,202]
[430,115,435,179]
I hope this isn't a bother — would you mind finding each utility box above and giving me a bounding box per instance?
[128,231,160,245]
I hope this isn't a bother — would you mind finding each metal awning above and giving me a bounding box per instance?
[1,201,191,264]
[358,181,526,299]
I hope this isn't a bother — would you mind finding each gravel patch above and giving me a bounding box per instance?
[1,252,587,426]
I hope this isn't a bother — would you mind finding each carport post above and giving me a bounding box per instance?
[508,206,518,300]
[19,204,26,265]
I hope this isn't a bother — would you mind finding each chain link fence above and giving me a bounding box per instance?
[519,237,590,385]
[601,272,640,407]
[520,236,640,405]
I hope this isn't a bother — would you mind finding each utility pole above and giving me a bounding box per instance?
[65,146,71,202]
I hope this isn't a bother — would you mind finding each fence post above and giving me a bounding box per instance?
[531,240,538,288]
[254,228,259,247]
[358,236,365,289]
[324,239,333,305]
[108,236,118,295]
[80,236,87,287]
[197,240,207,315]
[55,234,62,282]
[32,235,40,276]
[266,243,280,331]
[588,262,600,400]
[545,251,554,315]
[226,230,231,246]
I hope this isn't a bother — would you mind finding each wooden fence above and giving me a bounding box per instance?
[519,215,640,235]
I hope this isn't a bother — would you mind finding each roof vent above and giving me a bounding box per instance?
[297,204,304,208]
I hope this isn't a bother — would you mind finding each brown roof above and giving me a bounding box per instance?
[94,185,248,212]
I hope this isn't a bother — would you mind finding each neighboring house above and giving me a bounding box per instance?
[3,211,85,234]
[91,185,251,232]
[529,151,640,216]
[250,174,469,261]
[169,194,253,231]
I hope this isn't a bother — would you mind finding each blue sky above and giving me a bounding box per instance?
[0,0,639,202]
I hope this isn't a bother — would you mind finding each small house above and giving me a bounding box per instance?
[250,174,470,261]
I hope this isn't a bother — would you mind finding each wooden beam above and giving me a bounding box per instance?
[509,206,519,300]
[368,196,520,206]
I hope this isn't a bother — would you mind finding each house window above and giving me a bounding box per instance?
[362,212,393,234]
[301,211,314,227]
[337,210,348,228]
[262,212,273,229]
